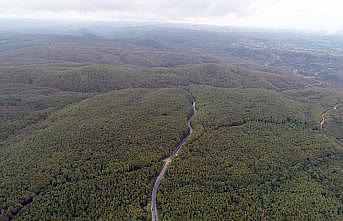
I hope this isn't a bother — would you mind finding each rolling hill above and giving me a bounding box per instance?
[0,26,342,220]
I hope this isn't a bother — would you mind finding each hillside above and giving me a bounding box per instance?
[0,88,193,220]
[0,63,305,93]
[0,28,342,221]
[159,86,342,220]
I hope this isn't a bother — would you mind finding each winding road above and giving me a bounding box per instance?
[151,100,197,221]
[320,103,339,129]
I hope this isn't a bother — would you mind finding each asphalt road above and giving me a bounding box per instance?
[151,101,197,221]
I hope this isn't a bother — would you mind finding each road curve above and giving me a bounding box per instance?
[151,100,197,221]
[320,103,339,129]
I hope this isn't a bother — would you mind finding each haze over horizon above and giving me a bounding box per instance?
[0,0,342,34]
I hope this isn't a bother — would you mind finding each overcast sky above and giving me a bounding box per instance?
[0,0,342,33]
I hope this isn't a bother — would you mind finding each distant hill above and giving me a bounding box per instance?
[0,25,342,220]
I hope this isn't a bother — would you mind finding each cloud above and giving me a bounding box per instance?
[0,0,134,11]
[0,0,256,17]
[0,0,343,33]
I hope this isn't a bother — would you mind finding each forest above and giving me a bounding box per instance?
[0,26,342,220]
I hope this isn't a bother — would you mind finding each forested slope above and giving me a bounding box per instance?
[0,83,91,142]
[158,86,343,220]
[0,64,305,93]
[0,30,342,221]
[0,88,193,220]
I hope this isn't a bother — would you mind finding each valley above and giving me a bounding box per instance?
[0,25,342,220]
[152,100,197,221]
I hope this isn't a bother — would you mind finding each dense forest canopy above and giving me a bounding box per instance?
[0,23,342,220]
